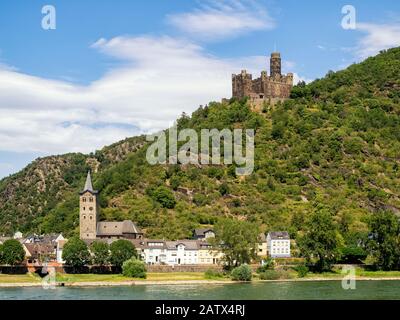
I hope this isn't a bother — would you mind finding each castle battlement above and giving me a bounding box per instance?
[232,52,293,110]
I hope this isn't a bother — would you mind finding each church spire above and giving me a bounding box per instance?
[83,171,94,192]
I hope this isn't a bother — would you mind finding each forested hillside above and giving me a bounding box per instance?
[1,48,399,249]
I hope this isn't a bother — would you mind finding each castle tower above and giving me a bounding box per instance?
[79,171,99,240]
[270,52,282,77]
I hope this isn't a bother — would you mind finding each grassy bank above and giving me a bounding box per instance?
[2,269,400,287]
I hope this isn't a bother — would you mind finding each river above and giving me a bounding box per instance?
[0,280,400,300]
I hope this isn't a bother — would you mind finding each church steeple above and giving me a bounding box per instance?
[79,171,99,240]
[80,171,98,195]
[83,171,94,192]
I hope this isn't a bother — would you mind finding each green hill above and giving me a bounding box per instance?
[1,47,399,248]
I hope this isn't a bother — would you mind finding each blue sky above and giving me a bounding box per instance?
[0,0,399,178]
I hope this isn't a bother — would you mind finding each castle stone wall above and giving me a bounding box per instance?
[232,52,293,109]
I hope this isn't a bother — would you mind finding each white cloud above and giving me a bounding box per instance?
[166,0,275,41]
[354,23,400,60]
[0,35,305,156]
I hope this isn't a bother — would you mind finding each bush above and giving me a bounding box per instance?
[294,264,309,278]
[259,270,280,280]
[151,186,176,209]
[259,270,291,280]
[122,258,147,279]
[257,258,275,273]
[204,269,224,279]
[231,264,252,282]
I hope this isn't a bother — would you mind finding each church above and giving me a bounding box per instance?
[79,171,144,241]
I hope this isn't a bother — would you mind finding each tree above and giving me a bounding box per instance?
[110,240,137,268]
[366,211,400,270]
[90,241,110,266]
[122,258,147,278]
[0,239,25,266]
[151,186,176,209]
[297,206,342,272]
[62,237,90,268]
[211,219,259,268]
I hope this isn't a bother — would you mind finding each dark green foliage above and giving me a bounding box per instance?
[62,237,90,268]
[297,205,342,272]
[366,211,400,270]
[340,246,367,264]
[149,186,176,209]
[122,258,147,278]
[90,241,110,266]
[256,258,275,273]
[294,264,309,278]
[212,219,259,268]
[231,264,252,281]
[0,239,25,266]
[110,240,137,268]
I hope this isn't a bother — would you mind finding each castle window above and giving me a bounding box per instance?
[89,207,94,211]
[89,216,93,220]
[83,215,86,219]
[89,197,94,202]
[82,198,87,202]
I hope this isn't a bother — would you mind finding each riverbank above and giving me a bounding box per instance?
[3,270,400,288]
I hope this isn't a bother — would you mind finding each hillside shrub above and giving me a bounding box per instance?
[122,258,147,278]
[231,264,252,281]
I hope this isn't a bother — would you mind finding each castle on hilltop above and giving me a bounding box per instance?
[232,52,294,110]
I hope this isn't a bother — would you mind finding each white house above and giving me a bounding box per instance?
[165,241,199,265]
[267,232,291,258]
[142,240,167,265]
[193,228,216,241]
[56,240,67,264]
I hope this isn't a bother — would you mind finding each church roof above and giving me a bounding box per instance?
[80,171,98,195]
[96,220,142,236]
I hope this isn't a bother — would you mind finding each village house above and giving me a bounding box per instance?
[165,240,199,265]
[257,233,268,257]
[267,231,291,258]
[198,242,223,265]
[193,228,216,241]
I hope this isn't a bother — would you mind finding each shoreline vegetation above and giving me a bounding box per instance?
[2,269,400,288]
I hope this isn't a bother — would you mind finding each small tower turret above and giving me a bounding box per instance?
[270,52,282,77]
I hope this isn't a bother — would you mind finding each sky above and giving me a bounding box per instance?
[0,0,399,178]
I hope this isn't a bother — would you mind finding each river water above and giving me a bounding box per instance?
[0,280,400,300]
